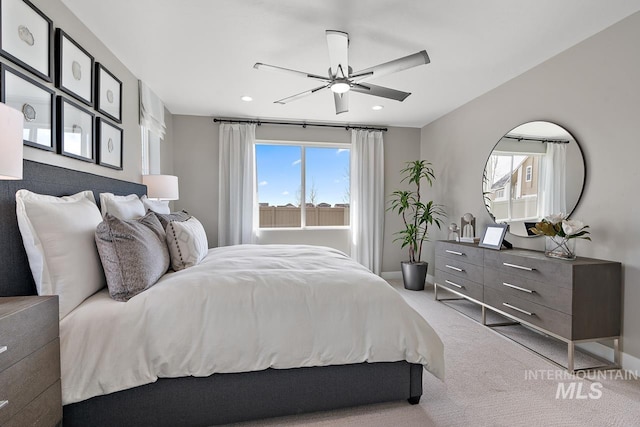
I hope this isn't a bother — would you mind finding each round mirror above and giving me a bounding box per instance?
[482,121,586,238]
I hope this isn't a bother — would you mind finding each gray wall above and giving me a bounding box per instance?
[1,0,151,182]
[420,12,640,360]
[171,117,421,272]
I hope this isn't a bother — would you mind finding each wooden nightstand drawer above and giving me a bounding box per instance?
[0,297,58,372]
[0,339,60,424]
[436,241,484,266]
[4,381,62,427]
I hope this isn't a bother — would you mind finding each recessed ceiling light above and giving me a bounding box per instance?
[241,96,253,102]
[372,105,384,111]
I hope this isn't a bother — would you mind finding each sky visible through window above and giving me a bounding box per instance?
[256,145,350,207]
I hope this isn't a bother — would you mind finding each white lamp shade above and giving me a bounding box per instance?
[142,174,179,200]
[0,102,24,180]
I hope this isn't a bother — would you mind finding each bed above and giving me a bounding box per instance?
[0,160,444,427]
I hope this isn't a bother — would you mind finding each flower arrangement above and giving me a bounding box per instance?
[529,213,590,259]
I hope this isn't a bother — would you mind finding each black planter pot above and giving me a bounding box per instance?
[401,261,428,291]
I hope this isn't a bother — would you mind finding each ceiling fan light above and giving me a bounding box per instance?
[330,81,350,94]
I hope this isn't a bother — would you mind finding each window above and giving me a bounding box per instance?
[485,153,540,222]
[141,127,161,174]
[525,165,533,182]
[256,142,350,228]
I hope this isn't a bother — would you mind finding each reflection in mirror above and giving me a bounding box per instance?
[483,121,585,238]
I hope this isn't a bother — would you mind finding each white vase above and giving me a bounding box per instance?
[545,235,576,260]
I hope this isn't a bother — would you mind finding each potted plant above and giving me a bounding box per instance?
[389,160,446,290]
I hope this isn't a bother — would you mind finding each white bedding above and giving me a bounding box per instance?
[60,244,444,405]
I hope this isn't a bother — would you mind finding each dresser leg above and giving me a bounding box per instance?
[614,338,620,366]
[567,342,575,372]
[481,306,487,325]
[434,283,439,301]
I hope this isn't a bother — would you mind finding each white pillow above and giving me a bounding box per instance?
[16,190,105,319]
[141,195,170,214]
[165,216,208,271]
[99,193,145,220]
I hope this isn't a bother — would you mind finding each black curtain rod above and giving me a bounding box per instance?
[213,118,387,132]
[504,135,569,144]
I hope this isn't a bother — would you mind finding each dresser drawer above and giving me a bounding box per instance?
[484,287,571,339]
[483,250,573,288]
[484,268,573,314]
[4,381,62,427]
[435,269,483,302]
[436,241,484,266]
[435,255,483,283]
[0,297,58,372]
[0,339,60,424]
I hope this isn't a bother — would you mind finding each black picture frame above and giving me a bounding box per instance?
[96,117,123,170]
[478,223,509,250]
[0,0,53,82]
[95,62,122,123]
[55,28,94,107]
[0,62,55,151]
[56,95,95,162]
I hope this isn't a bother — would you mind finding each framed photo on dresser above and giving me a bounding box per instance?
[57,95,95,162]
[0,63,55,151]
[96,117,123,170]
[55,28,94,106]
[0,0,53,82]
[95,63,122,123]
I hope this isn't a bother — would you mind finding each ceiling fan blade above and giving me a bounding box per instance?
[274,85,329,104]
[326,30,349,78]
[351,83,411,102]
[351,50,430,83]
[333,91,349,114]
[254,63,330,83]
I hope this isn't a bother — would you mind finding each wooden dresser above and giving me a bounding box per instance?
[0,296,62,427]
[434,241,622,371]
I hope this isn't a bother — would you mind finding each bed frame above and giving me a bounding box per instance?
[0,160,423,426]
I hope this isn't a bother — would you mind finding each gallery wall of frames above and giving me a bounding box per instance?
[0,0,124,170]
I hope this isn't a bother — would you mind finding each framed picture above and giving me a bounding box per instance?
[95,63,122,123]
[97,117,123,170]
[478,223,509,250]
[0,0,52,82]
[57,95,94,162]
[55,28,93,106]
[0,63,55,151]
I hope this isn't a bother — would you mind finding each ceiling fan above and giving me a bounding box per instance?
[254,30,430,115]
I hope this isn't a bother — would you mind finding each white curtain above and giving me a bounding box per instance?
[138,81,166,139]
[540,142,567,216]
[350,130,384,275]
[218,123,257,246]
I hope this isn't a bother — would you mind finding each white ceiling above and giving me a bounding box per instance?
[61,0,640,128]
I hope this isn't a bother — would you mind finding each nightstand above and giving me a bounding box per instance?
[0,296,62,427]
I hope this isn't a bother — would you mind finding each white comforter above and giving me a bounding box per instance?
[60,244,444,405]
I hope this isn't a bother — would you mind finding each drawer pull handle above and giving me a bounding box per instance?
[502,282,534,294]
[0,346,6,354]
[445,265,464,272]
[0,400,8,410]
[503,302,534,316]
[445,250,464,256]
[503,262,535,272]
[445,280,463,289]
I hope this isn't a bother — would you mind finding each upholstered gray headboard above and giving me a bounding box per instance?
[0,160,146,296]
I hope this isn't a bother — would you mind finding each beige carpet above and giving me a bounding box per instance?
[232,280,640,427]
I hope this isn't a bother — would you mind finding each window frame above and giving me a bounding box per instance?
[255,139,351,230]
